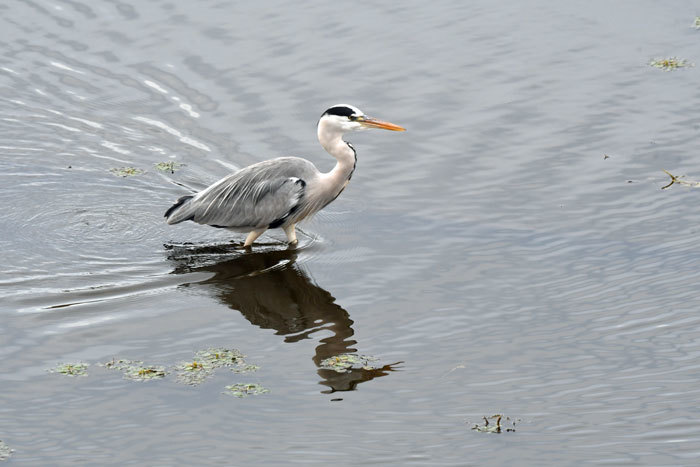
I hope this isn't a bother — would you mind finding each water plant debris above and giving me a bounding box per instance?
[174,360,212,386]
[471,414,519,433]
[649,57,691,71]
[100,358,139,371]
[661,170,700,189]
[62,348,261,390]
[100,359,166,381]
[223,383,269,397]
[110,166,144,177]
[0,440,14,461]
[319,354,380,373]
[195,348,246,368]
[175,348,258,385]
[154,161,184,173]
[49,362,89,377]
[124,365,167,381]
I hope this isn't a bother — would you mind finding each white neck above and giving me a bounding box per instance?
[317,119,356,189]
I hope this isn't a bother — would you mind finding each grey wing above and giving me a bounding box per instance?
[171,157,316,229]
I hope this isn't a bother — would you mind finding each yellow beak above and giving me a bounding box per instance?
[360,117,406,131]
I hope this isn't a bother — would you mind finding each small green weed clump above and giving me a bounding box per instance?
[49,362,89,377]
[175,348,258,385]
[109,166,144,177]
[471,414,519,433]
[223,383,269,398]
[319,354,380,373]
[649,57,691,71]
[100,359,166,381]
[154,161,184,173]
[0,440,14,461]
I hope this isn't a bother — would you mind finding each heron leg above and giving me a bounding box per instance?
[283,223,297,244]
[244,229,266,247]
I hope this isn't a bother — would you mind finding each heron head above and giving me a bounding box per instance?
[319,104,405,133]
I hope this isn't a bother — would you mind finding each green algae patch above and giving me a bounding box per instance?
[100,359,166,381]
[223,383,269,398]
[175,348,258,385]
[232,364,260,373]
[99,358,139,371]
[0,440,14,461]
[471,415,519,433]
[110,166,144,177]
[319,354,380,373]
[49,362,89,377]
[154,161,184,173]
[124,365,167,381]
[174,360,213,386]
[195,348,246,368]
[662,170,700,189]
[649,57,692,71]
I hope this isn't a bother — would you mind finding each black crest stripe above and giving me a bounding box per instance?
[322,106,355,118]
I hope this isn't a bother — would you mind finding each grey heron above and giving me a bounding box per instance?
[164,104,405,247]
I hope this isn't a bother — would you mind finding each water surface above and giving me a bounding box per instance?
[3,1,700,465]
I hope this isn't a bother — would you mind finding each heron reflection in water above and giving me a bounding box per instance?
[167,244,400,393]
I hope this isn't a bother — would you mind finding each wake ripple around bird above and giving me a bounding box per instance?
[0,35,247,319]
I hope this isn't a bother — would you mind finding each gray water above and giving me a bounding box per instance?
[3,1,700,465]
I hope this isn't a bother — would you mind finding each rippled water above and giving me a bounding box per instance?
[3,1,700,464]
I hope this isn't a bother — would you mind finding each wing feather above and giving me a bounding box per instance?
[172,157,317,229]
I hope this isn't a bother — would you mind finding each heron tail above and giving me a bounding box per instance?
[164,195,195,224]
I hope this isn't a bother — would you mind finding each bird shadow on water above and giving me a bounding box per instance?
[165,242,401,393]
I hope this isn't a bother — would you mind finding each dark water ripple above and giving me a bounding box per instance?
[3,0,700,465]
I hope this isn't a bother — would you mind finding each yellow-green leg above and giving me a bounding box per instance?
[244,228,266,247]
[283,223,297,244]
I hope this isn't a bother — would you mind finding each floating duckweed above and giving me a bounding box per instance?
[174,360,214,386]
[0,440,13,461]
[661,170,700,189]
[175,348,257,385]
[195,348,246,368]
[319,354,379,373]
[124,365,167,381]
[110,166,144,177]
[154,161,184,173]
[49,362,89,377]
[100,358,141,371]
[223,383,269,398]
[101,359,165,381]
[649,57,692,71]
[232,364,260,374]
[471,414,519,433]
